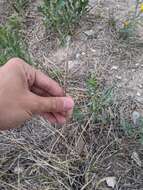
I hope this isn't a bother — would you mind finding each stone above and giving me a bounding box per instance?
[81,52,86,56]
[131,152,141,167]
[138,84,143,89]
[68,60,79,70]
[83,30,96,38]
[106,177,116,189]
[137,92,141,97]
[76,53,80,59]
[111,66,119,70]
[132,111,140,125]
[116,76,122,80]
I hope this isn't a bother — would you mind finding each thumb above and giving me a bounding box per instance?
[27,93,74,114]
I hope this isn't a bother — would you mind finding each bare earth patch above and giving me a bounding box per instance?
[1,0,143,190]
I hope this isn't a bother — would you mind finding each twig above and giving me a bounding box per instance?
[64,36,70,94]
[64,56,69,95]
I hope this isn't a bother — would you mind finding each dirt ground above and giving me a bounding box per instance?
[1,0,143,190]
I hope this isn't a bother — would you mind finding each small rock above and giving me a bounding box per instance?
[111,66,118,70]
[76,53,80,59]
[90,48,96,52]
[65,35,71,47]
[117,84,122,88]
[81,52,86,56]
[116,76,122,80]
[68,60,79,70]
[106,177,116,188]
[14,166,24,174]
[131,151,141,167]
[132,111,140,125]
[84,30,96,37]
[137,92,141,97]
[97,176,117,189]
[138,84,143,89]
[135,63,139,66]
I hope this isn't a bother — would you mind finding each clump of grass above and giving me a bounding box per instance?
[121,117,143,144]
[86,74,114,124]
[72,74,114,125]
[11,0,29,15]
[119,0,143,40]
[0,15,32,65]
[39,0,89,44]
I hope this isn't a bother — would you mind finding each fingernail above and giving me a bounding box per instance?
[64,98,74,111]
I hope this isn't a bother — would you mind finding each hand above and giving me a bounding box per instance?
[0,58,74,130]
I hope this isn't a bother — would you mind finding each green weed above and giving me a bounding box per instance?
[119,0,143,40]
[86,74,114,124]
[73,107,84,121]
[11,0,29,14]
[39,0,89,44]
[0,15,32,65]
[48,68,64,85]
[121,120,136,136]
[121,117,143,143]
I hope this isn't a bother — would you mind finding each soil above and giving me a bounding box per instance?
[1,0,143,190]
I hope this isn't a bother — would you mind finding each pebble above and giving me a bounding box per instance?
[131,151,141,167]
[138,84,143,89]
[132,111,140,125]
[65,35,71,46]
[14,166,24,174]
[116,76,122,80]
[68,60,79,70]
[84,30,96,38]
[81,52,86,55]
[137,92,141,97]
[135,63,140,66]
[76,53,80,59]
[111,66,119,70]
[90,48,96,53]
[106,177,117,189]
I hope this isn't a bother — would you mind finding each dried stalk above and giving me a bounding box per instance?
[64,56,69,95]
[64,37,70,95]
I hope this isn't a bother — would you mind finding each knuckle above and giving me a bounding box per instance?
[51,99,58,112]
[26,94,41,114]
[49,98,64,112]
[54,98,64,112]
[7,57,24,67]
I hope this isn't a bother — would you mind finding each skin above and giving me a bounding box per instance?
[0,58,74,130]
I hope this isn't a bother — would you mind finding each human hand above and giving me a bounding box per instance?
[0,58,74,130]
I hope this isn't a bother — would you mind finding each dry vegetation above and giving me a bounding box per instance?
[1,0,143,190]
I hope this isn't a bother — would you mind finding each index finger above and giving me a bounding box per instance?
[34,70,64,97]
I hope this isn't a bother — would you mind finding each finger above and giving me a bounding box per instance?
[30,89,73,120]
[66,108,74,120]
[54,109,73,120]
[31,86,49,97]
[53,113,66,124]
[34,70,64,96]
[42,112,66,124]
[42,113,57,124]
[28,94,74,114]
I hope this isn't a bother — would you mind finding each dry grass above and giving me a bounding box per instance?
[1,0,143,190]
